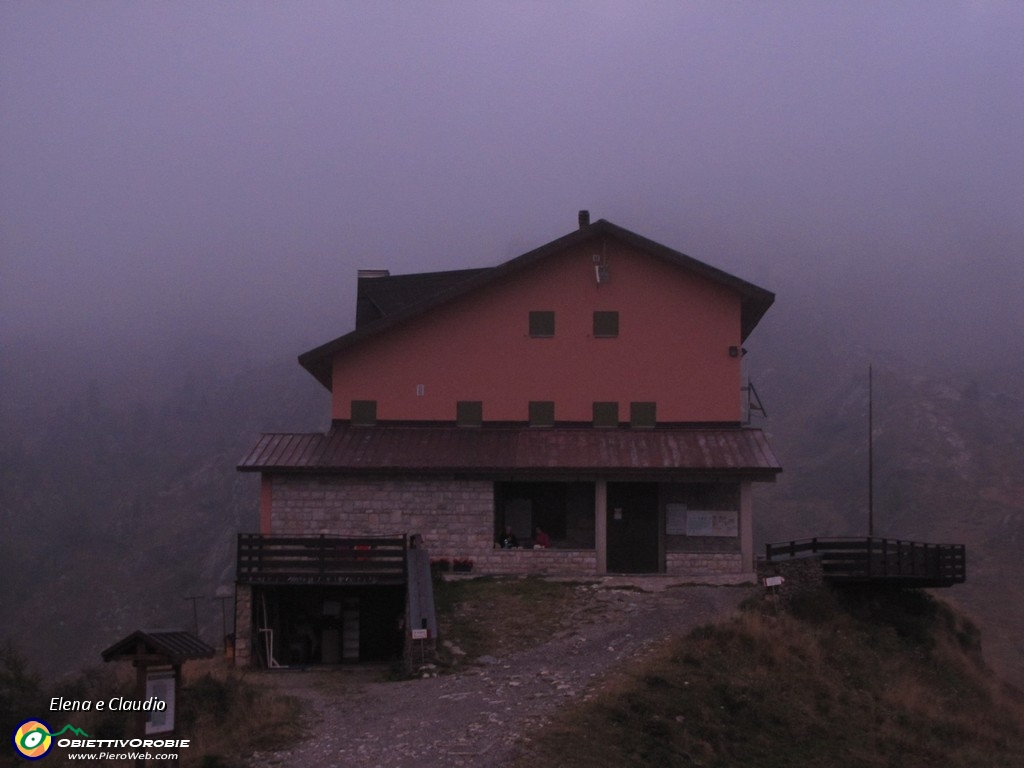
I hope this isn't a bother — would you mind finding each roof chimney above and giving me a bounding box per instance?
[578,210,590,229]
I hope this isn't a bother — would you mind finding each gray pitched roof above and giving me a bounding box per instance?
[239,424,781,480]
[356,267,492,327]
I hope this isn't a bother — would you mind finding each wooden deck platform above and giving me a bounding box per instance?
[765,537,965,588]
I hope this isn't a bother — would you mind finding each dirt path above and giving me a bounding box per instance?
[252,581,752,768]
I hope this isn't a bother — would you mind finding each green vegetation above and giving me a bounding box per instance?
[433,575,597,665]
[514,586,1024,768]
[173,664,305,766]
[1,641,42,737]
[10,579,1024,767]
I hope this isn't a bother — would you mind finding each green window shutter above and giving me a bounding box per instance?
[529,401,555,427]
[630,401,656,428]
[593,310,619,338]
[529,311,555,337]
[457,400,483,427]
[351,400,377,426]
[593,401,619,428]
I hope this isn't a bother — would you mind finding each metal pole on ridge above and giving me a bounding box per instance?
[868,364,874,538]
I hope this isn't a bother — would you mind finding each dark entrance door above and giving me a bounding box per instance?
[606,482,660,573]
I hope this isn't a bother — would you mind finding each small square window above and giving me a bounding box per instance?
[529,311,555,337]
[593,401,619,428]
[351,400,377,426]
[529,401,555,427]
[457,401,483,427]
[630,402,656,428]
[593,311,619,338]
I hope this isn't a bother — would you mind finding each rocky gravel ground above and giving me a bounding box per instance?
[252,578,752,768]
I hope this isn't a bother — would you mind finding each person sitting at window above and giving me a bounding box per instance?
[533,526,551,549]
[498,526,519,549]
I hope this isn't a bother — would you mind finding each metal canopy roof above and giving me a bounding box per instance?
[238,424,781,480]
[101,630,216,665]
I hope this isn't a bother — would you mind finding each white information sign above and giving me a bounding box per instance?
[666,504,688,535]
[145,668,175,735]
[685,510,739,538]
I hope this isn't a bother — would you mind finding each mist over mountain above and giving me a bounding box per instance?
[0,336,327,676]
[3,270,1024,686]
[2,3,1022,691]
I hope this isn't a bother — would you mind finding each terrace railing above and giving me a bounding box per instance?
[765,537,965,587]
[237,533,409,586]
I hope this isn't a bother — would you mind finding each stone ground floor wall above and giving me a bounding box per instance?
[474,548,597,576]
[267,474,752,577]
[666,552,746,576]
[269,475,496,557]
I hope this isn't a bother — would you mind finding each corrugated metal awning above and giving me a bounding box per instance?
[238,425,781,480]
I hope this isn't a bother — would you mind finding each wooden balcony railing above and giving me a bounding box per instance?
[765,537,965,587]
[237,534,409,586]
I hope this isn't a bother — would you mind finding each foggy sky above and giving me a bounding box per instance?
[2,2,1023,376]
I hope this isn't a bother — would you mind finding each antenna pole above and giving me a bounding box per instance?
[868,365,874,538]
[185,595,203,638]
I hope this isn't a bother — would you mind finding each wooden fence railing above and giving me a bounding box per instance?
[765,537,965,587]
[237,534,409,585]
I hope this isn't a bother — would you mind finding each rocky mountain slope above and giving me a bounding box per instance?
[754,325,1024,685]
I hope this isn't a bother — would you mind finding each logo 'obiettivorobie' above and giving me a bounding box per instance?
[12,720,88,761]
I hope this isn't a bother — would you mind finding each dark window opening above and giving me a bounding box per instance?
[593,310,619,337]
[351,400,377,426]
[630,401,656,428]
[456,400,483,427]
[494,482,595,549]
[593,401,619,427]
[529,310,555,337]
[529,401,555,427]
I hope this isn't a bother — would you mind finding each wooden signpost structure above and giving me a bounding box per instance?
[101,630,215,738]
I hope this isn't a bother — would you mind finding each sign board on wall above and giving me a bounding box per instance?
[666,504,738,537]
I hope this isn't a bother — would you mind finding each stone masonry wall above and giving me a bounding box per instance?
[266,475,752,579]
[269,475,495,554]
[268,474,598,577]
[667,552,746,576]
[474,548,597,576]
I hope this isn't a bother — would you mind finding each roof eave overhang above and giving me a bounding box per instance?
[238,465,781,481]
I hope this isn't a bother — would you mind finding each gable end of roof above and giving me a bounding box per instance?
[298,219,774,390]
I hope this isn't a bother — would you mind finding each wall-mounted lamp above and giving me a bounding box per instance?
[728,346,748,358]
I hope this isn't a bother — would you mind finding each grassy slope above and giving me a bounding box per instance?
[11,579,1024,767]
[513,587,1024,768]
[432,576,601,665]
